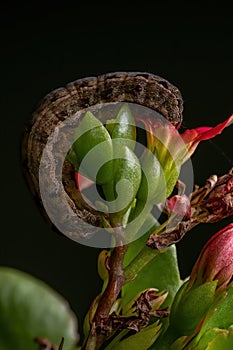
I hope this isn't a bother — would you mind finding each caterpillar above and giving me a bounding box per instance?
[21,72,183,241]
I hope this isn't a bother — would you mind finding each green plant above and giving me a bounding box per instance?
[3,75,233,350]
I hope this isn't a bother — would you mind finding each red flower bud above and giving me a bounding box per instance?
[188,224,233,294]
[166,194,191,218]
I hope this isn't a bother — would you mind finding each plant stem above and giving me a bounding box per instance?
[84,226,128,350]
[84,220,168,349]
[123,220,169,281]
[123,245,161,281]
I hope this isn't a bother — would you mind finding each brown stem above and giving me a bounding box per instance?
[84,226,128,350]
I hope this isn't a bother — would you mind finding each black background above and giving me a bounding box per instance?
[1,0,233,335]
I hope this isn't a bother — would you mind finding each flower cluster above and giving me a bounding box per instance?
[70,105,232,232]
[66,103,233,350]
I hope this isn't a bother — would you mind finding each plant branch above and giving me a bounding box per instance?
[123,220,171,281]
[84,226,128,350]
[123,245,162,281]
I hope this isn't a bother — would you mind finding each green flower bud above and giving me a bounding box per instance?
[111,146,141,218]
[106,103,136,152]
[69,111,113,184]
[136,149,166,204]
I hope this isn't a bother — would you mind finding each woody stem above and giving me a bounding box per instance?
[84,225,128,350]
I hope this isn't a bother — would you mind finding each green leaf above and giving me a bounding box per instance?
[189,328,233,350]
[0,267,78,350]
[122,244,181,310]
[72,111,113,184]
[109,321,162,350]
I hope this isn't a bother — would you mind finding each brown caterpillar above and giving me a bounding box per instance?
[21,72,183,239]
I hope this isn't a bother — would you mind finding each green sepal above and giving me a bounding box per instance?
[170,281,218,335]
[107,321,162,350]
[104,330,129,350]
[169,280,189,324]
[170,335,189,350]
[0,267,78,350]
[189,328,233,350]
[71,111,113,184]
[195,285,233,340]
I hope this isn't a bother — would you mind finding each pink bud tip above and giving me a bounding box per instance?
[189,224,233,293]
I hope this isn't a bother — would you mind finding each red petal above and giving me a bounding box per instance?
[75,172,94,190]
[182,114,233,144]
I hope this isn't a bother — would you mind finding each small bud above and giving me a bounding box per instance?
[190,328,233,350]
[168,224,233,337]
[69,111,113,184]
[109,104,136,151]
[134,289,168,317]
[112,146,142,218]
[166,194,191,218]
[136,149,165,203]
[188,224,233,294]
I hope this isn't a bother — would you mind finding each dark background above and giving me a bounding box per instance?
[1,0,232,335]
